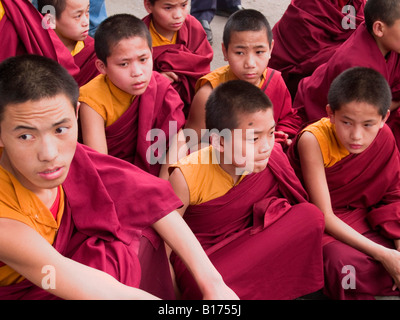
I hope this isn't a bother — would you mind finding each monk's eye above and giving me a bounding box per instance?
[19,134,33,141]
[55,127,68,134]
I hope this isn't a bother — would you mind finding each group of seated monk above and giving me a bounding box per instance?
[0,0,399,301]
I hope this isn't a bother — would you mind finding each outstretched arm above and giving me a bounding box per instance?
[0,218,159,300]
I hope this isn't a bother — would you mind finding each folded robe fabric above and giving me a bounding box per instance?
[269,0,365,98]
[143,14,213,115]
[73,36,99,87]
[171,144,325,300]
[0,0,79,78]
[293,22,400,126]
[105,71,186,176]
[0,143,182,299]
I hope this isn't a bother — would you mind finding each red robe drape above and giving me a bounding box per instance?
[73,36,99,87]
[0,143,182,299]
[0,0,79,78]
[142,14,213,115]
[105,71,186,176]
[288,125,400,299]
[171,144,325,300]
[269,0,365,99]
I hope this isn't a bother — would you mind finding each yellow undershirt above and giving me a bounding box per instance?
[172,146,246,205]
[149,19,177,46]
[0,160,65,286]
[195,65,267,92]
[79,74,136,127]
[0,1,5,21]
[302,117,350,168]
[71,40,85,56]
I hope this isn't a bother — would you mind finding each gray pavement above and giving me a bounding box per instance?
[104,0,291,70]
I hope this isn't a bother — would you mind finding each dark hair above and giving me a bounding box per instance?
[37,0,66,19]
[328,67,391,118]
[223,9,273,50]
[0,55,79,121]
[364,0,400,33]
[95,14,152,64]
[205,80,273,131]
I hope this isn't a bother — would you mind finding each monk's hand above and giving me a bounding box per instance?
[274,131,292,146]
[378,247,400,291]
[161,71,179,83]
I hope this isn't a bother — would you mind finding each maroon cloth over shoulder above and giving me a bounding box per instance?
[73,36,99,87]
[261,68,302,139]
[269,0,365,98]
[105,71,185,176]
[143,14,213,115]
[0,143,182,299]
[171,144,325,300]
[293,23,400,140]
[0,0,79,78]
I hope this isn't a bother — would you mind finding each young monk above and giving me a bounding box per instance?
[79,14,185,176]
[288,67,400,300]
[37,0,99,86]
[293,0,400,148]
[0,54,238,300]
[185,9,302,151]
[142,0,213,115]
[269,0,366,99]
[168,80,325,300]
[0,0,79,78]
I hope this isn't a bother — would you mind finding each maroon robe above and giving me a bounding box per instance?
[0,0,79,78]
[288,125,400,299]
[261,68,302,140]
[171,144,325,300]
[293,22,400,150]
[105,71,186,176]
[0,143,182,300]
[269,0,365,99]
[143,14,213,115]
[73,36,99,87]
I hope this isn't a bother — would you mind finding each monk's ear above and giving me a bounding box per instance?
[380,110,391,128]
[75,102,81,119]
[372,20,385,38]
[210,132,224,152]
[269,39,274,57]
[95,59,107,75]
[326,104,335,124]
[222,43,228,61]
[143,0,153,14]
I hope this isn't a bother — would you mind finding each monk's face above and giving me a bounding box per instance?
[327,102,389,154]
[219,109,275,177]
[222,29,273,87]
[55,0,90,49]
[97,36,153,96]
[144,0,189,40]
[0,95,78,198]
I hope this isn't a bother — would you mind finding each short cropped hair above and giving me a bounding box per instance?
[328,67,391,118]
[206,80,273,132]
[95,14,152,64]
[364,0,400,33]
[223,9,273,50]
[0,55,79,121]
[37,0,66,19]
